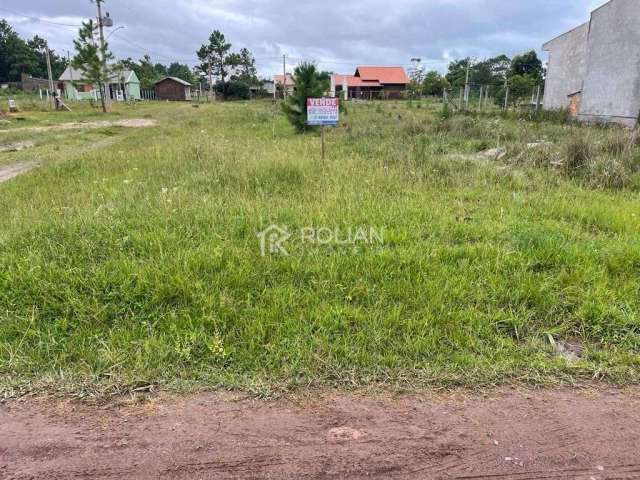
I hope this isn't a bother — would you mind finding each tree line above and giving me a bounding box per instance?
[120,55,195,90]
[195,30,261,99]
[411,50,545,106]
[0,19,67,82]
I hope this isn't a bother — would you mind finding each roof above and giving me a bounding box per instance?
[155,76,192,86]
[273,74,295,85]
[58,66,139,84]
[332,74,381,87]
[354,66,409,85]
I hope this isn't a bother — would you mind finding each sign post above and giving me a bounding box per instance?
[307,97,339,160]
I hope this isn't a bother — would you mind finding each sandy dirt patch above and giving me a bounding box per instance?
[0,118,156,134]
[0,162,38,183]
[2,388,639,479]
[0,141,34,153]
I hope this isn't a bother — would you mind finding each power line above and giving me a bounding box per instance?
[0,6,83,27]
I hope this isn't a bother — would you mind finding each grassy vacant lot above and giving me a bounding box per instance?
[1,99,639,397]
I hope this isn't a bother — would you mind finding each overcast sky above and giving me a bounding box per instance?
[2,0,608,78]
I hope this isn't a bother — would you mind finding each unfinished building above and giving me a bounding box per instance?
[543,0,640,127]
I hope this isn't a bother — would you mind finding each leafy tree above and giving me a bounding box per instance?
[0,20,66,83]
[509,50,543,83]
[167,62,195,84]
[154,62,168,77]
[485,54,511,84]
[72,18,114,113]
[422,70,449,96]
[508,74,537,105]
[134,55,159,89]
[446,58,472,88]
[23,35,67,80]
[0,20,39,81]
[282,62,327,133]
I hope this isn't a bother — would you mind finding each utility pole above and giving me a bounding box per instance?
[464,60,471,110]
[45,46,56,109]
[67,50,74,101]
[95,0,109,113]
[503,77,509,111]
[282,54,287,99]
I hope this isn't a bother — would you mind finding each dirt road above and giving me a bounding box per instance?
[2,388,640,479]
[0,118,156,134]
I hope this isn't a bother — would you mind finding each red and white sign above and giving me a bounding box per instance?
[307,97,339,126]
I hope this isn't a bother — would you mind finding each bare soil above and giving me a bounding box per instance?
[2,388,640,479]
[0,118,156,134]
[0,162,37,183]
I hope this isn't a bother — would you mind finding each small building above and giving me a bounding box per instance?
[543,0,640,127]
[58,66,141,101]
[260,79,275,95]
[154,77,192,101]
[20,73,50,92]
[331,66,409,100]
[273,74,295,97]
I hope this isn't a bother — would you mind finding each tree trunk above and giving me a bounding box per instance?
[98,81,107,113]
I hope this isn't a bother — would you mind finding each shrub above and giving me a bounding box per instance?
[603,131,630,156]
[564,135,592,175]
[216,80,251,100]
[587,156,629,189]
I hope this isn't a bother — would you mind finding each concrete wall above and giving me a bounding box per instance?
[578,0,640,126]
[542,23,589,110]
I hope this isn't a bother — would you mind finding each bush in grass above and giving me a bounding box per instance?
[215,80,251,100]
[587,156,629,189]
[282,62,328,133]
[564,135,592,175]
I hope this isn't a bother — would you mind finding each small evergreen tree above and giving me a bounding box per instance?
[72,19,114,113]
[282,63,328,133]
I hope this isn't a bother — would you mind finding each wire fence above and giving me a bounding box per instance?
[442,83,544,113]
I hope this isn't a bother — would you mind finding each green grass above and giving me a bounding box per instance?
[1,99,639,397]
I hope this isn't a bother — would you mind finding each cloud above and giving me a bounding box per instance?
[4,0,606,78]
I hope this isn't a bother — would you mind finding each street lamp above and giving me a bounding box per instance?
[106,25,125,41]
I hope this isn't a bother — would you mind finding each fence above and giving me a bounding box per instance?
[443,82,544,113]
[141,89,157,100]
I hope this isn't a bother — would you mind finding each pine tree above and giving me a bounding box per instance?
[282,63,328,133]
[71,19,114,113]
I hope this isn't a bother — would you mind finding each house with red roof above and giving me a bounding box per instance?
[331,66,409,100]
[272,74,295,96]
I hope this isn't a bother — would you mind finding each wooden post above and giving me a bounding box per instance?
[45,47,56,110]
[503,78,509,111]
[478,86,483,111]
[282,54,287,99]
[535,85,541,113]
[321,126,325,161]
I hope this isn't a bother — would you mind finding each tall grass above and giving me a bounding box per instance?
[0,100,639,397]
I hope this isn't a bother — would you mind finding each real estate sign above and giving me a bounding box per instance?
[307,97,339,126]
